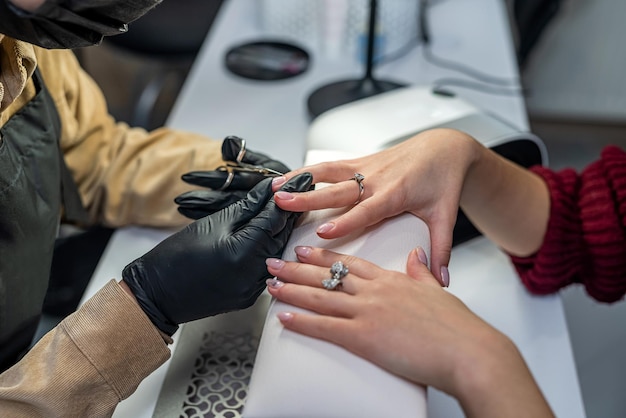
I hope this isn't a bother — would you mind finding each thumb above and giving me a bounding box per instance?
[278,172,314,194]
[406,248,441,286]
[232,173,313,262]
[242,172,313,236]
[217,177,274,231]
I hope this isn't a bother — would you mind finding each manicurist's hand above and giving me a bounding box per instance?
[265,247,555,418]
[175,135,291,219]
[122,173,312,336]
[271,128,481,285]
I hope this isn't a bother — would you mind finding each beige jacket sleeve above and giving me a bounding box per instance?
[34,47,224,228]
[0,280,170,418]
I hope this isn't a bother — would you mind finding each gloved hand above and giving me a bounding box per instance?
[123,173,312,336]
[175,135,291,219]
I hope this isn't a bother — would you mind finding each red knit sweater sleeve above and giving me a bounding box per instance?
[509,146,626,303]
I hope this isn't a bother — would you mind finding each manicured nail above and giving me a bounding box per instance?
[274,191,294,200]
[277,312,294,322]
[272,176,286,187]
[294,246,312,257]
[440,266,450,287]
[317,222,334,234]
[416,247,428,266]
[266,258,285,270]
[266,278,284,288]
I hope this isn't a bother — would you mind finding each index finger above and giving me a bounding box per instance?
[274,178,363,213]
[315,194,402,238]
[289,247,387,280]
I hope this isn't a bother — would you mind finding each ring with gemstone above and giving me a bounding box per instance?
[322,261,349,290]
[349,173,365,204]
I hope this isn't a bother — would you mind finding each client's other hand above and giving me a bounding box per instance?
[123,173,312,336]
[265,247,554,418]
[175,135,291,219]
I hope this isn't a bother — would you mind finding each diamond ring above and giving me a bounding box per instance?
[322,261,349,290]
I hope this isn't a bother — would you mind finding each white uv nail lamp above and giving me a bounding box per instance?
[306,84,547,163]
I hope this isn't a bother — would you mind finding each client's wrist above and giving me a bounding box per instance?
[452,329,515,407]
[452,329,552,418]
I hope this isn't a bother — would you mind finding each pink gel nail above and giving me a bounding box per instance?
[266,278,284,288]
[294,246,312,257]
[272,176,286,187]
[317,222,334,234]
[277,312,294,322]
[265,258,285,270]
[275,191,294,200]
[440,266,450,287]
[416,247,428,266]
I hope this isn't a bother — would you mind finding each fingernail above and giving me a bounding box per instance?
[266,278,284,288]
[294,246,312,257]
[416,247,428,266]
[317,222,334,234]
[277,312,294,322]
[272,176,286,187]
[274,191,294,200]
[266,258,285,270]
[440,266,450,287]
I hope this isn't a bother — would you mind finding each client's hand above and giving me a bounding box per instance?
[175,135,291,219]
[122,173,312,336]
[271,128,481,284]
[265,247,554,418]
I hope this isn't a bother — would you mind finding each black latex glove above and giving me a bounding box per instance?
[175,135,291,219]
[123,173,312,336]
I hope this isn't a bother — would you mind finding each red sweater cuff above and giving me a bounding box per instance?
[509,146,626,302]
[509,166,585,295]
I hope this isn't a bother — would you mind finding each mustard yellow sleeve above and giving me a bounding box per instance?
[0,280,170,418]
[35,47,224,228]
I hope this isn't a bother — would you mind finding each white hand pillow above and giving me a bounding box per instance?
[243,206,430,418]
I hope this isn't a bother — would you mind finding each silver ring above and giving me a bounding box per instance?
[322,261,349,290]
[236,138,247,163]
[217,171,235,191]
[349,173,365,204]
